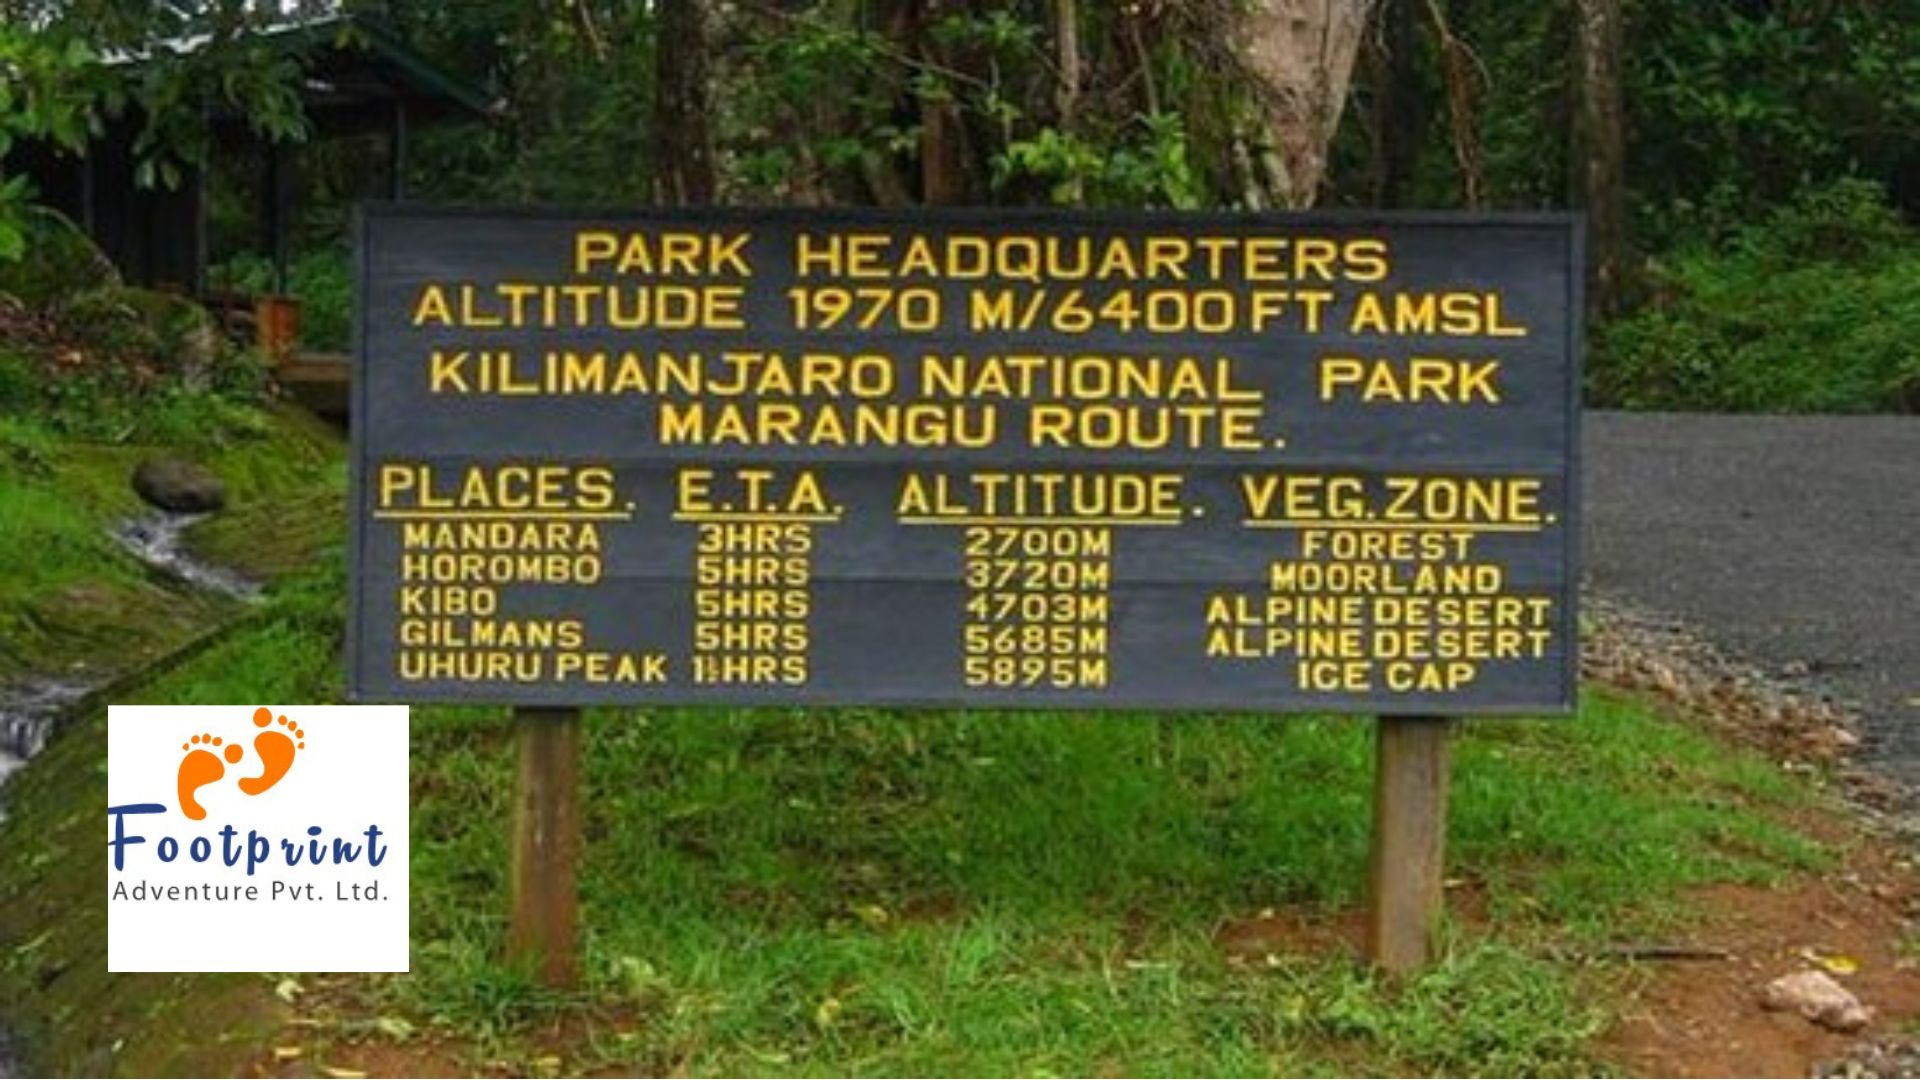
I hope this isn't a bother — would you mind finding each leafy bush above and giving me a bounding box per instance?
[1624,3,1920,250]
[1593,181,1920,412]
[61,285,228,377]
[0,206,118,306]
[210,248,352,352]
[0,345,38,411]
[994,112,1205,209]
[21,356,267,446]
[0,249,270,444]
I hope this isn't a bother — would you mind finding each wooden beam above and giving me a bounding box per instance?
[189,161,208,297]
[509,706,582,986]
[261,141,293,294]
[389,99,409,201]
[1366,715,1453,975]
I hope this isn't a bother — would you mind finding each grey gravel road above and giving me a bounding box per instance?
[1583,411,1919,791]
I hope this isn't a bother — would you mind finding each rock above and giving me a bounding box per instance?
[132,457,225,513]
[1761,969,1873,1033]
[1817,1037,1920,1078]
[0,206,119,308]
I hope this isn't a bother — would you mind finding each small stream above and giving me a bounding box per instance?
[110,511,261,601]
[0,510,259,1076]
[0,680,90,1080]
[0,680,92,795]
[0,510,258,795]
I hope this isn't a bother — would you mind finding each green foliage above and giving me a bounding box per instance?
[1625,2,1920,250]
[0,27,113,258]
[383,0,655,205]
[43,548,1811,1072]
[0,394,337,679]
[0,300,269,447]
[34,369,269,445]
[1278,940,1602,1076]
[123,35,308,186]
[0,30,106,157]
[1330,1,1917,246]
[0,203,270,437]
[63,284,218,361]
[723,12,895,202]
[414,690,1793,1074]
[0,204,119,304]
[1594,181,1920,412]
[0,405,342,1073]
[211,248,352,352]
[0,438,123,660]
[996,112,1205,209]
[0,7,312,260]
[704,3,1257,209]
[275,0,1920,415]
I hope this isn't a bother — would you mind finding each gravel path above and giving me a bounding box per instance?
[1583,411,1920,802]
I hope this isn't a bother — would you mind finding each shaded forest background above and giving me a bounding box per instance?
[3,0,1918,411]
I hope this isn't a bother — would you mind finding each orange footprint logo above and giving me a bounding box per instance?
[237,707,306,796]
[177,733,243,821]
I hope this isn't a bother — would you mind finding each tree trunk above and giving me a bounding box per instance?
[1238,0,1378,208]
[651,0,716,206]
[1055,0,1082,127]
[1365,0,1423,208]
[1427,0,1484,209]
[1053,0,1084,205]
[916,0,965,206]
[1572,0,1625,315]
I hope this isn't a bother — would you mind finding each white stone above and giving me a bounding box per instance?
[1763,969,1873,1033]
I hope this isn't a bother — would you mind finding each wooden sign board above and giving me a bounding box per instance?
[348,207,1581,715]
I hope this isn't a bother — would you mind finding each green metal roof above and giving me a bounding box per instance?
[108,10,496,120]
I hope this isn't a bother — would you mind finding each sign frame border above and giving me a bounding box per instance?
[343,202,1585,716]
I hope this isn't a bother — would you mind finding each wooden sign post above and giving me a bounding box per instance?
[508,706,582,986]
[347,207,1581,985]
[1366,715,1454,975]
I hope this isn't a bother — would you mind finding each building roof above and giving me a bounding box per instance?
[107,9,497,130]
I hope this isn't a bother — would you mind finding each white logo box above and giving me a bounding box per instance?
[106,705,410,973]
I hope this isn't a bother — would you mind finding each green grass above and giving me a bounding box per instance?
[399,695,1819,1076]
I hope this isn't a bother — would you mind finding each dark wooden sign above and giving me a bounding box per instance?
[348,206,1581,714]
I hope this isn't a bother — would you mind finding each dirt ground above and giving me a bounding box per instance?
[1599,832,1919,1079]
[1213,633,1920,1080]
[1213,836,1919,1079]
[1581,602,1920,1076]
